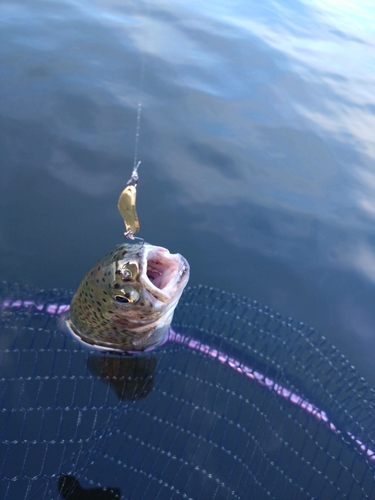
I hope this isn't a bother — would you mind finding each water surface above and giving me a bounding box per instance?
[1,0,375,387]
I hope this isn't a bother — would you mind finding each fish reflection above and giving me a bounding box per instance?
[87,355,157,401]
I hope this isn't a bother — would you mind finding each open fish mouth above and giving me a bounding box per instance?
[147,252,174,289]
[140,246,189,304]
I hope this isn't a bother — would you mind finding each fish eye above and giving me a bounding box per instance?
[114,286,140,304]
[115,295,130,303]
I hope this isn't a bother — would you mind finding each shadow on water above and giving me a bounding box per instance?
[58,475,121,500]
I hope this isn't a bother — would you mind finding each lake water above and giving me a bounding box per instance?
[1,0,375,392]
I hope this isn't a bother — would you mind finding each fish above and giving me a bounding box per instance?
[1,282,375,499]
[65,241,189,352]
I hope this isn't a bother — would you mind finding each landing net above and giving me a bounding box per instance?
[1,282,375,499]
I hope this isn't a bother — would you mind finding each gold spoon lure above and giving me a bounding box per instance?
[117,161,141,239]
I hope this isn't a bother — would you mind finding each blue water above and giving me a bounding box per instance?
[1,0,375,388]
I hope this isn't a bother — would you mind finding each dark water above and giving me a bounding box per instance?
[1,1,375,496]
[1,283,375,499]
[2,0,375,388]
[1,0,375,383]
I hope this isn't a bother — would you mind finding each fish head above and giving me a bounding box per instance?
[65,242,189,352]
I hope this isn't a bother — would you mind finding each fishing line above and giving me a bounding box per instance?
[133,99,143,170]
[132,2,148,171]
[119,0,151,246]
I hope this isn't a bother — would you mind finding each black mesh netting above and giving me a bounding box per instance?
[1,281,375,499]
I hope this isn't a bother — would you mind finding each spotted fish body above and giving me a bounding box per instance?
[65,242,189,352]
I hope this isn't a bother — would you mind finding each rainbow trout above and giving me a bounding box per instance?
[65,242,189,352]
[64,163,189,352]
